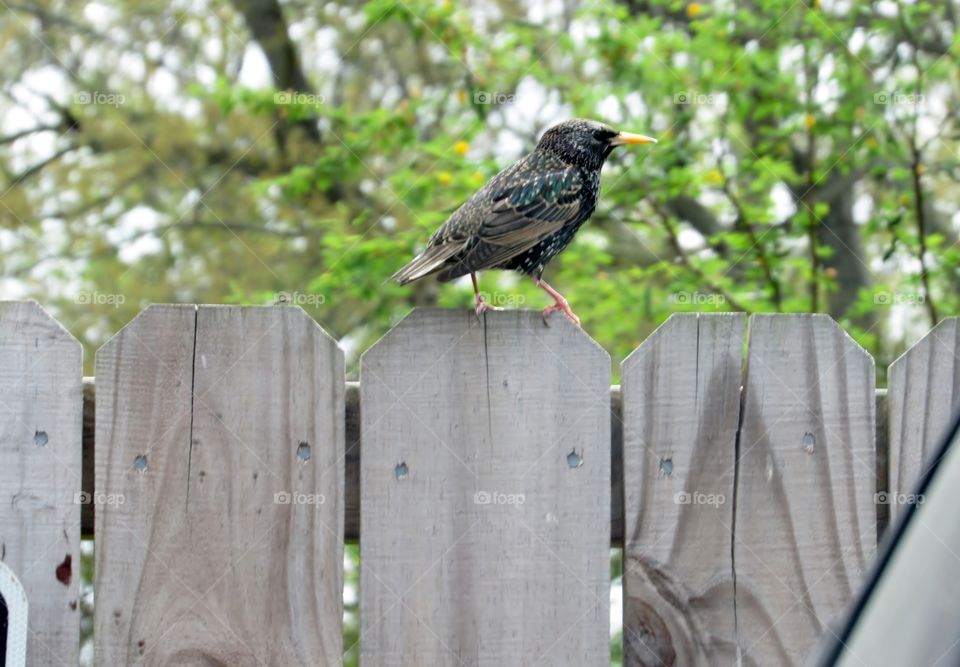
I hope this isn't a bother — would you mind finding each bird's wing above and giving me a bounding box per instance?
[436,166,585,274]
[478,166,585,245]
[392,163,586,283]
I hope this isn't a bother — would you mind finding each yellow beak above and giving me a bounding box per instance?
[610,132,658,146]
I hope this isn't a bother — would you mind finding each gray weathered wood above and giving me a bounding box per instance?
[360,309,610,666]
[84,380,631,543]
[82,379,884,550]
[735,314,876,666]
[95,305,343,665]
[887,318,960,521]
[83,379,628,544]
[621,313,745,666]
[0,301,82,666]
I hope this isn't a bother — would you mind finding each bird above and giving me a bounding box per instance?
[391,118,657,325]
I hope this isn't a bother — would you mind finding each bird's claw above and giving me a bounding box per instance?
[475,298,502,318]
[542,301,581,327]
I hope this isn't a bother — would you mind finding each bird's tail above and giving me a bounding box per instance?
[391,243,462,285]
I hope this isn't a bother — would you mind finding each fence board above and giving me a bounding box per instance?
[360,309,610,666]
[887,318,960,520]
[0,301,82,666]
[621,313,744,666]
[734,314,876,665]
[83,379,633,543]
[95,305,343,665]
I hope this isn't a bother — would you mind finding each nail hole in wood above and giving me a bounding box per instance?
[297,441,311,462]
[659,457,673,476]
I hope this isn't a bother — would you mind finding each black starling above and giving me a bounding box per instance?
[391,118,656,325]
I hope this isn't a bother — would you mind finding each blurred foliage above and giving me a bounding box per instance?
[1,0,957,382]
[345,544,360,666]
[1,0,958,663]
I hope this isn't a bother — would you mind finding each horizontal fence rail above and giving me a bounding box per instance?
[79,380,886,547]
[1,301,959,666]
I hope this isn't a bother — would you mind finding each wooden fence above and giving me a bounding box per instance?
[1,301,957,666]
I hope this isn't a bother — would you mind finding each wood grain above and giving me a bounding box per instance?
[82,380,890,552]
[734,314,875,666]
[887,318,960,521]
[0,301,82,667]
[95,305,343,665]
[360,309,611,666]
[621,313,745,666]
[84,380,629,543]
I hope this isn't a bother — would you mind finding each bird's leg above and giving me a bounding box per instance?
[534,277,581,326]
[471,272,501,317]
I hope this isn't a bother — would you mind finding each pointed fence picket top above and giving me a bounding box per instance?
[94,305,344,665]
[0,301,82,667]
[620,313,745,665]
[5,299,960,664]
[887,318,960,520]
[360,309,611,666]
[734,314,876,666]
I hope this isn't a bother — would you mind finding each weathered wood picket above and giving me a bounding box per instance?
[94,305,344,665]
[0,302,82,666]
[361,310,610,665]
[1,301,958,666]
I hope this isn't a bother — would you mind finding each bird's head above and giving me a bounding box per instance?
[537,119,657,170]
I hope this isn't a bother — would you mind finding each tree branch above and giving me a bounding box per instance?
[0,124,62,146]
[6,145,74,186]
[909,150,938,325]
[648,201,748,312]
[230,0,320,145]
[721,176,782,309]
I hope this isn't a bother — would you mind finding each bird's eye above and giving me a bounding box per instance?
[593,130,613,142]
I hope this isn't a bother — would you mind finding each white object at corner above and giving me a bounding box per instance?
[0,560,28,667]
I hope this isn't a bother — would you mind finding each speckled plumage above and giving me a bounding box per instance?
[391,119,656,323]
[393,119,626,283]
